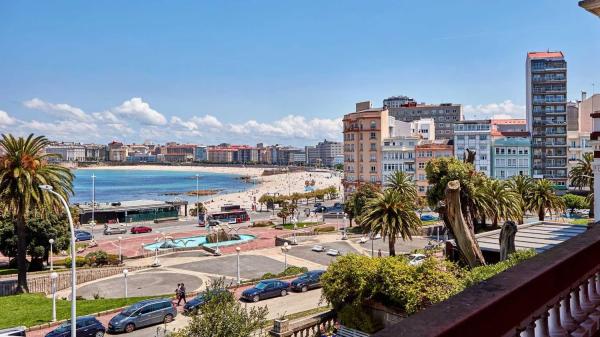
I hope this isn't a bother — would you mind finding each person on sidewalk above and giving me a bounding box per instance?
[175,283,181,305]
[177,283,187,306]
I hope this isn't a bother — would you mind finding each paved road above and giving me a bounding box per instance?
[116,288,325,337]
[171,254,286,280]
[287,241,358,266]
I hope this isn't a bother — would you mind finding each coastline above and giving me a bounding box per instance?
[76,165,341,213]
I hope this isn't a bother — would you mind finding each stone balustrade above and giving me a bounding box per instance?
[269,310,336,337]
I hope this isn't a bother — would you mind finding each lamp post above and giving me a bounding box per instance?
[291,217,298,245]
[152,234,161,267]
[39,184,77,337]
[91,174,96,239]
[281,242,290,270]
[235,247,241,285]
[123,269,129,298]
[118,236,123,263]
[370,232,374,258]
[51,272,58,322]
[195,174,200,223]
[342,215,348,240]
[214,225,221,256]
[49,238,54,271]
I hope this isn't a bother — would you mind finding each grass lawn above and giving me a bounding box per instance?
[421,219,442,226]
[569,218,590,226]
[279,222,321,230]
[0,268,18,276]
[0,293,159,328]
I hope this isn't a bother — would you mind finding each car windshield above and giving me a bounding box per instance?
[121,303,143,316]
[298,273,310,280]
[53,322,71,333]
[255,282,268,290]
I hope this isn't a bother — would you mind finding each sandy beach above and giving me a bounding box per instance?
[78,165,342,212]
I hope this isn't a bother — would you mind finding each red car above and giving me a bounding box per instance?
[130,226,152,234]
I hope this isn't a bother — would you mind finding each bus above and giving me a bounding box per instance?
[205,209,250,225]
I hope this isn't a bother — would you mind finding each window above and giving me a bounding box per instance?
[370,121,377,129]
[370,132,376,140]
[370,175,377,183]
[468,135,476,140]
[479,135,488,140]
[371,166,376,172]
[419,174,425,181]
[456,135,465,140]
[418,162,425,169]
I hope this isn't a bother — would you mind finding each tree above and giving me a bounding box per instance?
[349,183,379,226]
[361,189,422,256]
[277,201,292,224]
[570,152,594,218]
[0,214,70,270]
[483,179,522,228]
[344,195,356,227]
[562,193,588,214]
[0,134,74,292]
[507,175,534,224]
[190,202,206,217]
[325,186,339,200]
[172,278,268,337]
[385,171,417,203]
[257,194,272,212]
[527,179,565,221]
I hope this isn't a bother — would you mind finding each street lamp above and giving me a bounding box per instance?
[51,272,58,322]
[152,236,161,267]
[214,225,221,256]
[281,242,291,270]
[370,232,375,258]
[195,174,200,223]
[123,269,129,298]
[118,236,123,263]
[235,247,241,285]
[49,238,54,271]
[291,217,298,245]
[40,184,76,337]
[91,174,96,239]
[342,215,348,240]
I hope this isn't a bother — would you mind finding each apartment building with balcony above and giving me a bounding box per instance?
[45,142,87,162]
[526,51,568,186]
[415,140,453,197]
[383,96,463,140]
[343,101,390,192]
[305,139,343,167]
[108,141,128,162]
[489,119,531,180]
[453,120,492,176]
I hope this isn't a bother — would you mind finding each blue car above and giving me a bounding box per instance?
[183,289,230,315]
[291,270,325,292]
[241,279,290,302]
[420,214,438,221]
[45,316,105,337]
[108,298,176,333]
[74,230,93,242]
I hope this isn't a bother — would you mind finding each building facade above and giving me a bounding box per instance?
[526,51,568,187]
[381,136,418,185]
[108,141,127,162]
[453,120,492,176]
[415,140,453,197]
[343,101,390,192]
[384,96,463,140]
[45,142,87,162]
[159,143,196,162]
[491,138,531,179]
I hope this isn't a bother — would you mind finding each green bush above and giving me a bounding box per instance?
[314,226,336,233]
[462,249,536,288]
[261,272,277,280]
[337,303,382,333]
[64,256,87,268]
[85,251,109,266]
[281,266,308,276]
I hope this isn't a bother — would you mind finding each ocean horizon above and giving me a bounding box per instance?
[71,168,252,205]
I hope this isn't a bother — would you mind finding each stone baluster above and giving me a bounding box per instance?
[596,272,600,297]
[520,320,536,337]
[560,294,579,332]
[535,312,551,337]
[588,273,600,305]
[580,281,596,314]
[572,286,588,322]
[548,302,569,337]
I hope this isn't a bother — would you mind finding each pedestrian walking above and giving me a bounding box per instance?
[177,283,187,306]
[378,249,382,257]
[175,283,181,304]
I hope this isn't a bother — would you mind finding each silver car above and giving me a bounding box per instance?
[0,326,26,336]
[108,298,176,333]
[103,226,127,235]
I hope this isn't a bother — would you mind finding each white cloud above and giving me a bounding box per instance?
[0,110,16,125]
[23,98,91,121]
[464,100,525,120]
[191,115,223,128]
[112,97,167,125]
[228,115,342,141]
[92,110,120,123]
[170,116,199,130]
[23,120,99,137]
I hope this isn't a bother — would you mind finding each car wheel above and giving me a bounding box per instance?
[301,286,308,292]
[281,289,287,297]
[95,331,105,337]
[164,314,174,323]
[252,295,260,302]
[125,323,135,333]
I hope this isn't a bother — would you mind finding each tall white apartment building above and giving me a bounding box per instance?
[45,142,87,162]
[453,120,492,176]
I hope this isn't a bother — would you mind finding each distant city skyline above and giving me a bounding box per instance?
[1,1,599,146]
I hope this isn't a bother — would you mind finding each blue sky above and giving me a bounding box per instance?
[0,1,599,146]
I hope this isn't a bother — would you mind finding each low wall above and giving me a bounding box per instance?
[0,265,147,296]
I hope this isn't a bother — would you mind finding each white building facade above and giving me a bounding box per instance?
[382,137,418,184]
[453,120,492,176]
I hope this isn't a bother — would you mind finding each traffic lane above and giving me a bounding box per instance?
[115,287,325,337]
[171,255,286,280]
[286,241,359,266]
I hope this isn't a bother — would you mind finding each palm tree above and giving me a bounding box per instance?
[361,189,422,256]
[385,170,417,204]
[569,152,594,218]
[527,179,565,221]
[507,175,534,224]
[483,179,522,228]
[0,134,74,292]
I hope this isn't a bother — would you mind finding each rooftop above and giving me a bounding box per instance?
[527,51,564,59]
[77,199,175,212]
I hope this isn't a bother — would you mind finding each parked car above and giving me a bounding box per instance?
[311,245,325,252]
[326,249,341,256]
[108,298,176,333]
[45,316,105,337]
[183,289,231,315]
[74,230,93,242]
[0,326,25,336]
[312,206,327,213]
[130,226,152,234]
[408,253,427,266]
[103,226,127,235]
[241,279,290,302]
[291,270,325,292]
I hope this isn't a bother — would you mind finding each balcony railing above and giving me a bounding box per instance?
[373,223,600,337]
